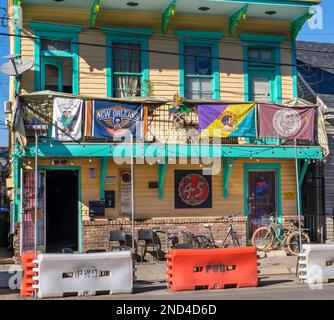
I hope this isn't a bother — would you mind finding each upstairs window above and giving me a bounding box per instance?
[247,47,276,103]
[112,43,142,98]
[103,27,152,98]
[248,48,274,63]
[30,22,82,95]
[184,45,213,100]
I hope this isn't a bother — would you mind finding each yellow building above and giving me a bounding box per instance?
[6,0,324,259]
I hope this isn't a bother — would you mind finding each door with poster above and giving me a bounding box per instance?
[119,169,132,215]
[22,170,46,252]
[247,170,278,239]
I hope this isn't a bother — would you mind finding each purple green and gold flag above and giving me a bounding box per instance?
[198,103,256,138]
[258,104,316,141]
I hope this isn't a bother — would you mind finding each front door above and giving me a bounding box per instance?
[247,170,278,238]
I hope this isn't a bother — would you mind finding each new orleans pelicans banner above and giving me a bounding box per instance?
[198,103,256,138]
[52,97,83,141]
[85,100,144,139]
[258,104,316,141]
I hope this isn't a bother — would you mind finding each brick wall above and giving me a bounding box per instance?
[82,217,247,261]
[13,215,307,263]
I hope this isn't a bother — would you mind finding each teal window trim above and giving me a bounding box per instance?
[175,31,223,100]
[29,22,82,94]
[243,163,282,226]
[40,57,64,91]
[240,34,285,104]
[37,165,82,253]
[102,27,153,98]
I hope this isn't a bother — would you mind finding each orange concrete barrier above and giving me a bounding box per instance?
[20,251,37,297]
[165,247,258,291]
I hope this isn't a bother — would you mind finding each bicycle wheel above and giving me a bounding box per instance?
[194,234,213,248]
[251,227,274,251]
[286,231,310,256]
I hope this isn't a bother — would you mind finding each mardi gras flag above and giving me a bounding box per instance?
[198,103,256,138]
[85,100,144,139]
[258,104,316,141]
[52,97,83,141]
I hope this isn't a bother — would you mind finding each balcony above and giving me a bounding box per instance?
[17,91,324,162]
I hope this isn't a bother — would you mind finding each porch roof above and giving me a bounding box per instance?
[23,0,318,22]
[21,143,323,160]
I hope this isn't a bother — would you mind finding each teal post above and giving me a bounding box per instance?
[12,154,22,223]
[223,158,234,199]
[158,162,167,200]
[100,158,108,200]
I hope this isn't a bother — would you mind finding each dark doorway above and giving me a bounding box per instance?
[46,170,78,252]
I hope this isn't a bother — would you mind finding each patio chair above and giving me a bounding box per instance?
[137,229,161,262]
[109,230,133,251]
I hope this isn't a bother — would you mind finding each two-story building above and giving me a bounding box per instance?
[6,0,324,260]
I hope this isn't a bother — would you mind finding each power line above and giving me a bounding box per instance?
[2,31,334,71]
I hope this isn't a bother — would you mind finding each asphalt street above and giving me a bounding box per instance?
[0,274,334,300]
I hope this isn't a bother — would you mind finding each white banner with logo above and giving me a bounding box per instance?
[52,97,83,141]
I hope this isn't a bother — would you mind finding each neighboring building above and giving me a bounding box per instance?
[297,40,334,242]
[6,0,324,260]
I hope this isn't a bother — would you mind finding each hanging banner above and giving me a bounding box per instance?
[120,169,132,215]
[52,97,83,141]
[85,100,143,139]
[258,104,316,141]
[198,103,256,138]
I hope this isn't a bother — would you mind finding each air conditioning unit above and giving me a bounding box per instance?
[3,101,11,114]
[4,118,10,127]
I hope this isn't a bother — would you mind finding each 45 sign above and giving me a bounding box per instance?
[175,170,212,209]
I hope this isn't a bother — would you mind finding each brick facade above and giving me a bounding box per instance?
[13,215,305,263]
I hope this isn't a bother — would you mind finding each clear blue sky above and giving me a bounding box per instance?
[0,0,333,147]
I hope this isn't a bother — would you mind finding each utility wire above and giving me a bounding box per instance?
[2,31,334,71]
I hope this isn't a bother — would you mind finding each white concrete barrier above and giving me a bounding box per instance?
[33,251,133,298]
[298,244,334,284]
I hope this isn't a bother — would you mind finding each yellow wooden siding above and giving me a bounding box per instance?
[19,7,293,103]
[220,40,244,101]
[281,41,294,103]
[20,28,35,93]
[31,158,296,220]
[79,30,106,97]
[149,38,179,99]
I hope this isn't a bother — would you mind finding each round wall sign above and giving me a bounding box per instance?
[178,173,210,206]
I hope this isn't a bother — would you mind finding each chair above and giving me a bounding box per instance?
[109,230,132,251]
[137,229,161,262]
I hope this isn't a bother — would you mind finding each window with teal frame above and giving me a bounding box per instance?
[175,31,224,100]
[240,34,285,105]
[240,34,285,145]
[29,22,83,95]
[102,27,153,98]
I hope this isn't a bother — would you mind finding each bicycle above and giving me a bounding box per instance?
[251,215,310,256]
[194,215,241,248]
[164,215,241,249]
